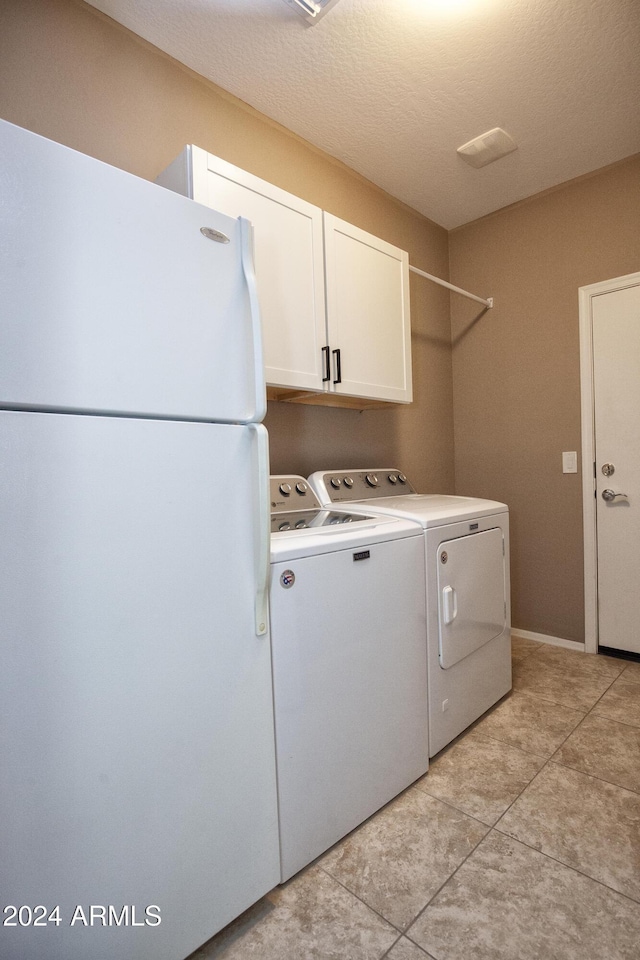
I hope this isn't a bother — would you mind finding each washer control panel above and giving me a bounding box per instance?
[270,476,320,513]
[309,469,416,503]
[270,475,379,532]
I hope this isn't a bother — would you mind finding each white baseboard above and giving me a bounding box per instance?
[511,628,585,652]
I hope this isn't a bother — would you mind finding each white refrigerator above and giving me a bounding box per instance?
[0,120,279,959]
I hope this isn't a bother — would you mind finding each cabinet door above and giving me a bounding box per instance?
[323,213,413,403]
[195,150,327,391]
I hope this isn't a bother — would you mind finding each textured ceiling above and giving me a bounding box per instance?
[85,0,640,228]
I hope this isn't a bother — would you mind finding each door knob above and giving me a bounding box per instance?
[602,489,629,502]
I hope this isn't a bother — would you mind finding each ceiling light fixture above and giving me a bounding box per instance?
[457,128,518,168]
[281,0,342,25]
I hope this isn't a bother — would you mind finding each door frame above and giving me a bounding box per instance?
[578,271,640,654]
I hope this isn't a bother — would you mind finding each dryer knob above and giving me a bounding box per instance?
[398,474,407,484]
[330,477,342,489]
[388,474,398,484]
[279,482,292,496]
[343,476,354,488]
[365,473,379,487]
[295,481,308,495]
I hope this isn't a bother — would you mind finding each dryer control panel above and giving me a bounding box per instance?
[308,469,417,504]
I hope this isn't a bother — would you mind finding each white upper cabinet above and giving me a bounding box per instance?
[157,147,412,404]
[323,213,412,403]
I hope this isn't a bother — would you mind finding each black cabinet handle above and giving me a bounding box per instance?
[322,345,330,382]
[332,348,342,384]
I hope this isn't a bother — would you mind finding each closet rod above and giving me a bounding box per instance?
[409,264,493,309]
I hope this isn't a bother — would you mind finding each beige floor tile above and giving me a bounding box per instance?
[385,936,433,960]
[512,656,614,712]
[497,762,640,901]
[194,866,397,959]
[320,787,488,931]
[593,677,640,728]
[620,660,640,683]
[407,832,640,960]
[473,690,584,758]
[510,635,543,660]
[529,643,627,680]
[554,712,640,793]
[415,732,544,826]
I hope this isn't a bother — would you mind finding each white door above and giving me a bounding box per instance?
[590,277,640,655]
[0,412,279,960]
[0,121,264,423]
[436,527,507,669]
[323,213,413,403]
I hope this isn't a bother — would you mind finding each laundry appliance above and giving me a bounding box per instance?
[0,119,280,960]
[308,469,511,756]
[269,476,429,881]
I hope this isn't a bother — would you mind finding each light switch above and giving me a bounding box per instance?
[562,451,578,474]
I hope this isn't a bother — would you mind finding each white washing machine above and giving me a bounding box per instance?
[308,469,512,757]
[269,476,429,882]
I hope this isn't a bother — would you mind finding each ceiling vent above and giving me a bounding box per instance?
[281,0,342,25]
[456,128,518,168]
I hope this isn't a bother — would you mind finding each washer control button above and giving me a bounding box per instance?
[388,474,398,484]
[295,481,308,495]
[278,521,291,531]
[398,474,407,484]
[279,482,292,496]
[330,477,342,489]
[343,476,354,488]
[365,473,379,487]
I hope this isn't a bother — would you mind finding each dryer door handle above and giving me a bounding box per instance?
[442,585,458,625]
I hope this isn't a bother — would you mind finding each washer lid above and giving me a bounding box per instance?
[272,509,381,533]
[330,494,508,528]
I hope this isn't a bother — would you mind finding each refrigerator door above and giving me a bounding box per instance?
[0,412,279,960]
[0,120,265,424]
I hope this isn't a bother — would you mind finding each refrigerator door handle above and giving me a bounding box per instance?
[239,217,267,423]
[250,423,271,636]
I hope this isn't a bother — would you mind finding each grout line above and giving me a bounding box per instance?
[378,932,436,959]
[491,826,640,907]
[590,709,640,731]
[545,757,640,798]
[317,865,405,935]
[468,728,552,761]
[397,822,491,937]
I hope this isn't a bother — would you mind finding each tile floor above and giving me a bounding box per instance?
[192,638,640,960]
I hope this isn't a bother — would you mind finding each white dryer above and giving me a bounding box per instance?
[308,469,511,757]
[269,476,429,882]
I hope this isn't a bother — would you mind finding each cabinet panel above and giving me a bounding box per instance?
[324,214,412,403]
[158,147,327,391]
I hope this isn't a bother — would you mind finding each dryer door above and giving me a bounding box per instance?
[437,527,506,669]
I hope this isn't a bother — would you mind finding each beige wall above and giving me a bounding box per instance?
[449,158,640,641]
[0,0,453,493]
